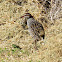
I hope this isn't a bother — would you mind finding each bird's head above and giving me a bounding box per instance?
[21,13,33,19]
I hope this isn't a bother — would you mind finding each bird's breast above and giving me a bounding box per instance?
[27,18,35,28]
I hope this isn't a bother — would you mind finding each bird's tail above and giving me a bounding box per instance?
[42,34,45,39]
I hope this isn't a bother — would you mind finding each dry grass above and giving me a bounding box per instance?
[0,0,62,62]
[48,0,62,22]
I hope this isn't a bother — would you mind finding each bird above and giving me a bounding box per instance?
[21,13,45,49]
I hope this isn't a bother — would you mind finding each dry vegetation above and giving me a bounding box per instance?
[0,0,62,62]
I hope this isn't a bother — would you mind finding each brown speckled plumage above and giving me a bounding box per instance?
[21,13,45,49]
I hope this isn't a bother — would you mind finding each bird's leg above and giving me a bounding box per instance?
[34,40,38,50]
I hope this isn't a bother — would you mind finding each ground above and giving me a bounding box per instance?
[0,0,62,62]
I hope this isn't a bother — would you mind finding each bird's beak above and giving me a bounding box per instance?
[20,16,24,18]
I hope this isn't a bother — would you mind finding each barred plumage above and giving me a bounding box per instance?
[21,13,45,49]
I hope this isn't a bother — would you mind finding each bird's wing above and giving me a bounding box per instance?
[31,21,45,35]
